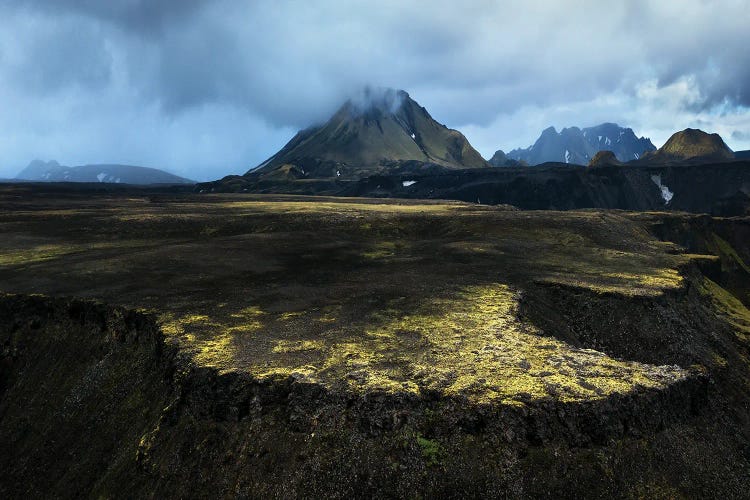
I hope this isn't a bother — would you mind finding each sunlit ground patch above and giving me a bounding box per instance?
[163,284,688,404]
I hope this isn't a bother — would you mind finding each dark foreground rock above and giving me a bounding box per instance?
[2,265,749,498]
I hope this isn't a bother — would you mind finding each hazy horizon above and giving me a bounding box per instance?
[1,0,749,181]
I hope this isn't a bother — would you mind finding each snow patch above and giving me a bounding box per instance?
[96,173,107,182]
[402,180,417,187]
[604,137,612,146]
[564,150,571,163]
[410,133,416,140]
[651,174,674,204]
[597,135,602,142]
[634,152,639,159]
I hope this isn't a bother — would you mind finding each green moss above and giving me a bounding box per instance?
[416,436,442,466]
[700,277,750,342]
[710,233,750,273]
[0,194,696,404]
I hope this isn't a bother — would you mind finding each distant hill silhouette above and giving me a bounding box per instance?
[16,160,194,184]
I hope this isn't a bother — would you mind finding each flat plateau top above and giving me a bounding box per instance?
[0,187,700,404]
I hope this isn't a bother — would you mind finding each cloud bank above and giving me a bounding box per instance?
[1,0,749,179]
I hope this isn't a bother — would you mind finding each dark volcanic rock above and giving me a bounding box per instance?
[489,149,527,167]
[507,123,656,165]
[588,150,623,167]
[205,161,750,216]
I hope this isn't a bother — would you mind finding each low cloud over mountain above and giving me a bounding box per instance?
[1,1,749,178]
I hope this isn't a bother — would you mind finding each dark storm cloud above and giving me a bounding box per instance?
[1,0,749,179]
[5,0,750,122]
[7,0,212,35]
[6,20,112,93]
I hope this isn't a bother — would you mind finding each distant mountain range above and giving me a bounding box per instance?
[495,123,656,166]
[15,160,194,184]
[248,88,488,180]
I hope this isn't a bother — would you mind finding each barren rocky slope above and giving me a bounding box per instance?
[246,88,487,180]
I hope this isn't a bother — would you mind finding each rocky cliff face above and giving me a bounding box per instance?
[2,190,750,497]
[2,246,749,497]
[506,123,656,165]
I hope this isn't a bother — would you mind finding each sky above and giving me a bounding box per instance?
[1,0,749,180]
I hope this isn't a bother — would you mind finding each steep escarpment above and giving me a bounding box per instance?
[640,213,750,305]
[2,192,750,497]
[0,295,179,498]
[2,267,750,497]
[201,161,750,216]
[353,162,749,214]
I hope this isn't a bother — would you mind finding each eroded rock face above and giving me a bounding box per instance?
[2,264,748,498]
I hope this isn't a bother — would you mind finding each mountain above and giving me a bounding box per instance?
[248,88,488,179]
[488,150,527,167]
[588,150,623,167]
[505,123,656,165]
[16,160,194,184]
[641,128,734,163]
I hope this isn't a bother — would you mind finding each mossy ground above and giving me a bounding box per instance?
[2,186,750,498]
[0,188,701,405]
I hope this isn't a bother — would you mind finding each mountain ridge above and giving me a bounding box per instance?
[16,160,194,184]
[504,123,656,166]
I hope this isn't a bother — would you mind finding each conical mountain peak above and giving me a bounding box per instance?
[249,89,487,178]
[642,128,735,163]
